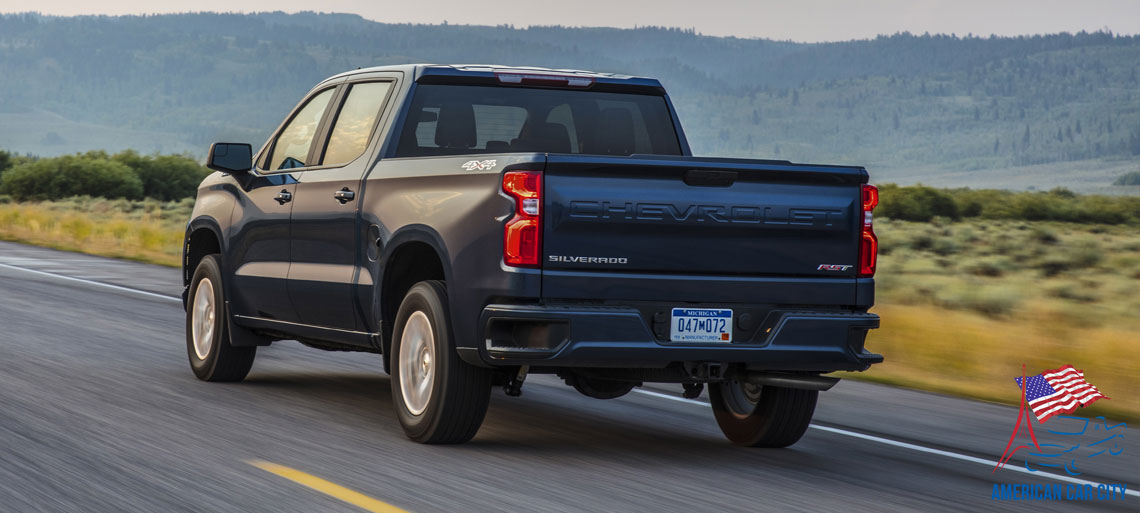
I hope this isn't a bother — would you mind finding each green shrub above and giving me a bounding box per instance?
[0,150,11,178]
[878,234,898,255]
[1069,239,1103,269]
[1034,239,1103,276]
[0,150,207,202]
[954,226,979,244]
[1113,171,1140,186]
[0,156,143,201]
[964,256,1009,277]
[112,150,209,201]
[910,233,935,250]
[931,237,959,256]
[1047,281,1101,303]
[878,184,959,222]
[1037,256,1073,277]
[936,283,1019,317]
[1030,226,1059,244]
[878,184,1140,225]
[1072,196,1133,224]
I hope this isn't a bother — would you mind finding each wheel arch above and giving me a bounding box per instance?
[377,225,454,371]
[183,217,270,348]
[183,217,225,287]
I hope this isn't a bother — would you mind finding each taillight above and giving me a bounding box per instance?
[502,171,542,267]
[859,184,879,277]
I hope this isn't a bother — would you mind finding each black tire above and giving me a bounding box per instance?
[390,280,491,444]
[709,381,817,448]
[186,255,255,382]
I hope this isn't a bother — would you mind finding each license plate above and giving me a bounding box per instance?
[670,308,733,343]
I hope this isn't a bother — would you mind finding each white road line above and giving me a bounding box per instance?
[0,262,182,303]
[633,389,1139,497]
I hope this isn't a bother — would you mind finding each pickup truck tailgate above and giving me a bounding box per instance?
[542,155,866,296]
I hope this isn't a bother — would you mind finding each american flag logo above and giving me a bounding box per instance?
[1014,365,1108,423]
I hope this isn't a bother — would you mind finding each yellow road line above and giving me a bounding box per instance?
[247,460,411,513]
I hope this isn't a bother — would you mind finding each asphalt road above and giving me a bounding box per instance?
[0,240,1136,513]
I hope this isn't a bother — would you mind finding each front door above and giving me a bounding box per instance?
[287,79,396,331]
[227,172,299,321]
[228,86,338,323]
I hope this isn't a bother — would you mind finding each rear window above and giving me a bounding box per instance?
[395,85,682,157]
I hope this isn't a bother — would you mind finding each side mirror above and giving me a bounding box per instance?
[207,143,253,174]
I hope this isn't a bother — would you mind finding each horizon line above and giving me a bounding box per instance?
[1,10,1137,44]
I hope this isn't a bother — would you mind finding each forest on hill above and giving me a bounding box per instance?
[0,12,1137,191]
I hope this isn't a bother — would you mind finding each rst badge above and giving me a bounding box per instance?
[461,159,497,171]
[817,264,853,271]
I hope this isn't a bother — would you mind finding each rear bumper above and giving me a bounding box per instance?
[461,304,882,372]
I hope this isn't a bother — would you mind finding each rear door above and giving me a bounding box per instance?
[542,155,866,297]
[287,76,398,331]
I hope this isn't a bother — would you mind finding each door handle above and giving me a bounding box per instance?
[275,189,292,204]
[333,188,355,204]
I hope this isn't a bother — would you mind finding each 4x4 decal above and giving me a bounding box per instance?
[461,159,497,171]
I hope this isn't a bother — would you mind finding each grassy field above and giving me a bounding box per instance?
[0,196,189,266]
[850,217,1140,422]
[0,197,1137,421]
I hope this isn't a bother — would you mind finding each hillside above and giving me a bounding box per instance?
[0,12,1137,191]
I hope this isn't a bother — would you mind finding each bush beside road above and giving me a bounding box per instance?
[0,150,209,202]
[0,189,1136,421]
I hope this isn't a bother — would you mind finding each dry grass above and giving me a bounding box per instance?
[851,218,1140,422]
[1,198,1136,420]
[0,196,187,266]
[844,304,1139,423]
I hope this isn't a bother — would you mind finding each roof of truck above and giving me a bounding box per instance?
[321,64,665,91]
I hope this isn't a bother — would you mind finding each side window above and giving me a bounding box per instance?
[413,107,441,147]
[595,100,652,153]
[321,82,393,166]
[473,104,528,149]
[410,105,526,151]
[545,104,579,153]
[267,88,335,171]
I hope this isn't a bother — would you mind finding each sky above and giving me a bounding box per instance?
[1,0,1138,42]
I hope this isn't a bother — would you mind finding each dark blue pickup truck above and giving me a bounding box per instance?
[183,64,882,447]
